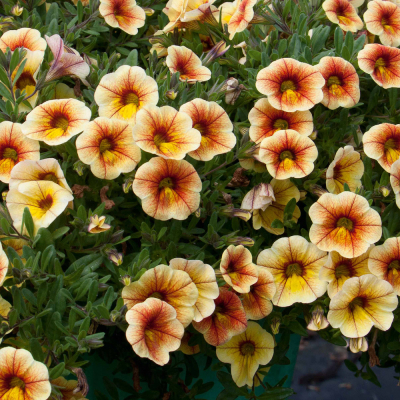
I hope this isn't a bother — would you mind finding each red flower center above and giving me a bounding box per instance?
[2,147,18,161]
[159,177,174,189]
[52,115,69,132]
[150,291,164,300]
[375,57,387,69]
[384,138,397,150]
[286,262,302,277]
[273,118,289,130]
[280,80,297,93]
[123,92,140,106]
[349,296,366,310]
[327,75,342,87]
[38,194,54,211]
[15,72,36,91]
[8,376,25,389]
[99,138,113,153]
[279,150,295,161]
[336,217,353,231]
[388,259,400,271]
[39,172,58,183]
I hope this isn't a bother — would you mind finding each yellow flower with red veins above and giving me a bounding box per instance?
[322,0,364,32]
[390,159,400,208]
[0,121,40,184]
[363,123,400,172]
[0,242,9,286]
[253,179,301,235]
[241,183,275,212]
[248,98,313,144]
[216,321,274,387]
[6,181,74,233]
[259,129,318,180]
[220,245,258,293]
[132,105,201,160]
[121,264,198,327]
[326,145,364,194]
[328,274,398,337]
[94,65,159,125]
[51,376,88,400]
[358,44,400,89]
[256,58,324,112]
[192,287,247,346]
[0,347,51,400]
[309,192,382,258]
[179,332,200,355]
[99,0,146,35]
[166,46,211,83]
[241,267,276,320]
[364,0,400,47]
[126,298,184,366]
[316,57,360,110]
[21,99,91,145]
[319,247,372,298]
[170,258,219,322]
[0,28,46,55]
[368,237,400,295]
[132,157,202,221]
[257,236,328,307]
[76,117,141,180]
[179,98,236,161]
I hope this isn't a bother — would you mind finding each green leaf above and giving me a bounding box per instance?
[21,207,34,239]
[257,388,294,399]
[344,359,358,372]
[288,320,308,336]
[49,362,65,380]
[334,27,343,55]
[30,338,45,362]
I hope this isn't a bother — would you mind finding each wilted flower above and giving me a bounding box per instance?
[11,5,24,16]
[179,332,200,355]
[322,0,363,32]
[51,377,88,400]
[241,183,275,212]
[0,28,46,55]
[225,77,245,105]
[216,321,274,387]
[88,215,111,234]
[307,305,330,331]
[349,337,368,353]
[328,274,397,337]
[227,236,255,246]
[390,158,400,208]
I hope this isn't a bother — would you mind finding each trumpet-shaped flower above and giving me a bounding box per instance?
[316,56,360,109]
[126,298,184,365]
[216,321,274,387]
[0,242,9,286]
[121,264,198,327]
[6,181,73,233]
[259,129,318,180]
[192,287,247,346]
[328,274,398,337]
[257,236,328,307]
[166,46,211,83]
[132,105,201,160]
[21,99,91,145]
[319,247,372,298]
[256,58,324,112]
[88,215,111,234]
[363,123,400,172]
[0,237,27,257]
[322,0,364,32]
[99,0,146,35]
[241,267,276,320]
[390,158,400,208]
[170,258,219,322]
[253,179,301,235]
[132,157,202,221]
[364,0,400,47]
[358,44,400,89]
[51,377,88,400]
[220,245,258,293]
[94,65,158,125]
[0,121,40,184]
[309,192,382,258]
[0,28,46,54]
[248,98,313,144]
[326,145,364,193]
[241,183,275,212]
[76,117,141,180]
[0,347,51,400]
[179,98,236,161]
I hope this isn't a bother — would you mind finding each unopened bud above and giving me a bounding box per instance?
[203,41,230,66]
[121,275,131,286]
[11,5,23,16]
[143,7,154,16]
[307,305,329,331]
[307,183,328,197]
[2,191,8,202]
[299,190,307,201]
[380,186,390,197]
[309,130,318,140]
[220,205,251,221]
[122,177,134,193]
[349,337,368,353]
[227,236,254,247]
[73,160,86,176]
[109,310,120,322]
[166,89,177,100]
[270,317,280,335]
[108,250,123,266]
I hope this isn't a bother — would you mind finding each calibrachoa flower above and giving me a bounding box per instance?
[179,99,236,161]
[192,287,247,346]
[319,247,372,298]
[132,105,201,160]
[316,57,360,110]
[364,0,400,47]
[0,121,40,184]
[309,192,382,258]
[179,332,200,355]
[21,99,91,146]
[253,179,301,235]
[257,236,328,307]
[241,183,275,212]
[76,117,141,180]
[94,65,159,125]
[88,215,111,234]
[322,0,363,32]
[0,242,9,286]
[51,377,88,400]
[99,0,146,35]
[363,123,400,172]
[358,44,400,89]
[349,337,368,353]
[220,245,258,293]
[248,98,313,144]
[326,145,364,193]
[328,274,398,337]
[216,321,274,387]
[166,46,211,83]
[0,347,51,400]
[368,237,400,295]
[0,27,46,54]
[9,158,72,193]
[307,305,330,331]
[169,258,219,322]
[390,159,400,208]
[6,181,73,233]
[241,267,276,320]
[259,129,318,180]
[256,58,324,112]
[132,157,202,221]
[121,264,198,327]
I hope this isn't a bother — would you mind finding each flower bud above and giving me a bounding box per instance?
[108,250,123,266]
[11,5,23,16]
[121,275,132,286]
[307,183,328,197]
[380,186,390,197]
[166,89,177,100]
[88,215,111,234]
[219,205,251,221]
[1,191,7,202]
[270,317,280,335]
[227,236,254,247]
[309,130,318,140]
[73,160,86,176]
[307,305,329,331]
[143,7,154,16]
[202,41,230,66]
[349,337,368,353]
